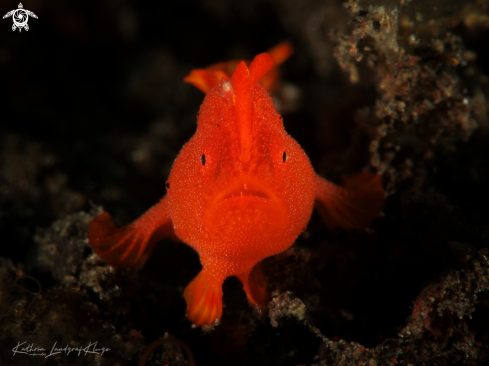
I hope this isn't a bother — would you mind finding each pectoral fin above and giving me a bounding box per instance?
[88,196,176,270]
[314,172,384,230]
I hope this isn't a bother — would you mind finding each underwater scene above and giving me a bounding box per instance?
[0,0,488,365]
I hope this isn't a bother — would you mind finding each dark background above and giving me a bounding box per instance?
[1,0,489,365]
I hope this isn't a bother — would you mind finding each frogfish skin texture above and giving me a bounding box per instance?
[89,51,384,326]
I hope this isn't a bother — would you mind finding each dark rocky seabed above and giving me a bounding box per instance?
[1,0,489,365]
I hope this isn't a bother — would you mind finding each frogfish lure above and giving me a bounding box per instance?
[89,46,384,326]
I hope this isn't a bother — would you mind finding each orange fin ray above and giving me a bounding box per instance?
[267,41,293,67]
[89,212,152,269]
[183,69,229,94]
[183,42,293,94]
[314,172,384,230]
[88,196,176,270]
[183,270,223,326]
[249,53,274,85]
[237,262,269,308]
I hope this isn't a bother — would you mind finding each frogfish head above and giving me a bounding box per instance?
[169,54,316,259]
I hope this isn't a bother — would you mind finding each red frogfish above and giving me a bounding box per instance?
[89,49,384,326]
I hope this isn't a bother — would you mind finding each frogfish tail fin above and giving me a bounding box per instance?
[183,69,229,94]
[183,270,224,326]
[257,42,293,92]
[267,41,294,67]
[249,53,274,85]
[237,262,269,308]
[315,172,384,230]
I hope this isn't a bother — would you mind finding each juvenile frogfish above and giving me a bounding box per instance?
[89,51,384,326]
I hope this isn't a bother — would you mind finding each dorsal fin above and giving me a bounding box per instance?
[231,53,273,163]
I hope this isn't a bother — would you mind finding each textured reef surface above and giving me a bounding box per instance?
[1,0,488,365]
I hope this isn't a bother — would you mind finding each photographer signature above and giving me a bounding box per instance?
[12,341,110,358]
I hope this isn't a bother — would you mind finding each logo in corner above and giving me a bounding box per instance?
[3,3,38,32]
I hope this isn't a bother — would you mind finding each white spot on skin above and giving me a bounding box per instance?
[219,79,234,103]
[222,79,233,94]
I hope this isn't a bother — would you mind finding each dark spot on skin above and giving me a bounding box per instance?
[373,20,380,31]
[283,151,287,162]
[201,154,206,165]
[357,10,368,17]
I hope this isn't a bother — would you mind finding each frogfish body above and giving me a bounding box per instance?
[89,47,384,326]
